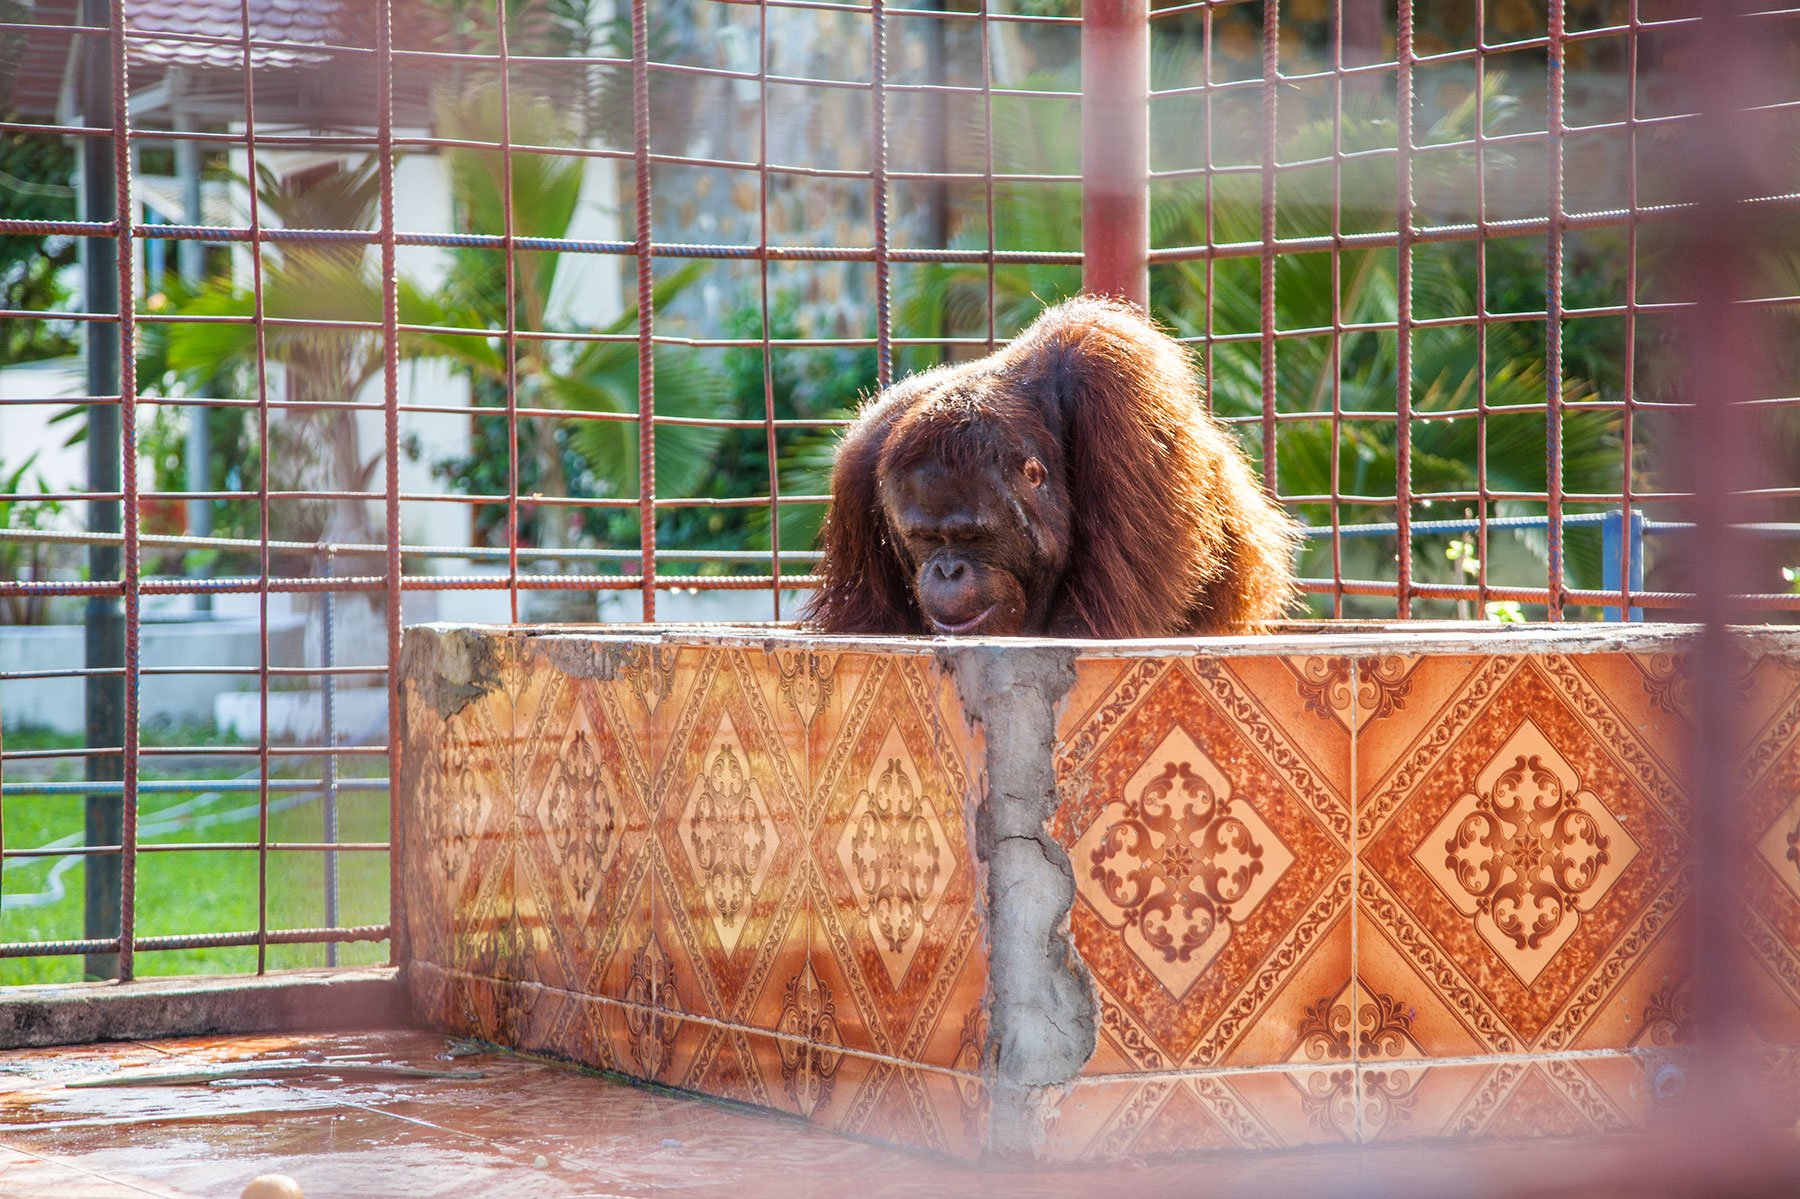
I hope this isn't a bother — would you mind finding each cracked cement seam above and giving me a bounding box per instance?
[943,643,1094,1160]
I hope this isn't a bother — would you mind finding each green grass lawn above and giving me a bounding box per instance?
[2,726,391,985]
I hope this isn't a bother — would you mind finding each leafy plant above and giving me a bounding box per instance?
[784,62,1630,617]
[419,82,727,558]
[0,452,65,626]
[0,0,79,368]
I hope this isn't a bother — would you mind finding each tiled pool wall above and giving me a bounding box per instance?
[396,624,1800,1162]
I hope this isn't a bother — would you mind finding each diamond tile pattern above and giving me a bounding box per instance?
[1051,654,1353,1073]
[1357,654,1689,1056]
[400,631,1800,1161]
[1740,653,1800,1043]
[400,632,986,1154]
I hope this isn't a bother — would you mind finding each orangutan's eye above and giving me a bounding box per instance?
[1022,457,1046,488]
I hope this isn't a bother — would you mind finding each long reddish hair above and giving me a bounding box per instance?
[805,296,1299,637]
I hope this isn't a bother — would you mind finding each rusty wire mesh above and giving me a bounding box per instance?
[0,0,1794,993]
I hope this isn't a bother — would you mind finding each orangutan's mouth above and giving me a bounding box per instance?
[927,604,998,635]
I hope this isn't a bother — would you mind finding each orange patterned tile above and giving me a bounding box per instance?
[1355,840,1694,1060]
[1357,654,1689,1056]
[653,648,810,1029]
[1357,1056,1648,1144]
[511,658,656,998]
[802,650,880,814]
[516,982,588,1065]
[1041,1068,1353,1161]
[614,989,682,1084]
[448,970,524,1047]
[396,683,450,973]
[399,638,516,981]
[1042,1077,1241,1161]
[661,1018,812,1120]
[809,652,987,1072]
[405,959,455,1033]
[1755,1044,1800,1126]
[513,990,643,1076]
[808,1051,987,1159]
[1740,652,1800,1045]
[1051,654,1353,1072]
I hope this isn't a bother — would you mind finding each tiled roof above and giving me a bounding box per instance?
[124,0,344,71]
[5,0,442,117]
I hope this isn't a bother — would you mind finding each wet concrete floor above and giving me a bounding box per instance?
[0,1030,1790,1199]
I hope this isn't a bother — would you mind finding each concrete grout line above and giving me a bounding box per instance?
[943,642,1089,1159]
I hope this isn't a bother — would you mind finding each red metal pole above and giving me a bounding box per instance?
[1081,0,1148,308]
[107,0,140,984]
[632,0,657,620]
[377,0,406,965]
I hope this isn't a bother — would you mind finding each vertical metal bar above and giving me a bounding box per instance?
[321,563,340,964]
[1202,6,1215,415]
[499,1,521,624]
[1258,0,1279,496]
[175,91,212,617]
[1079,0,1149,308]
[1684,0,1759,1144]
[1620,0,1641,624]
[1544,0,1567,619]
[980,0,997,350]
[81,0,123,982]
[239,0,272,977]
[109,0,141,984]
[1328,0,1344,618]
[1394,0,1415,619]
[1474,0,1491,618]
[922,1,951,330]
[377,0,407,964]
[872,0,893,388]
[631,0,658,618]
[759,0,780,620]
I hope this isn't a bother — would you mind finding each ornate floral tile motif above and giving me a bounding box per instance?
[1739,653,1800,1044]
[1356,1057,1647,1144]
[1051,654,1353,1073]
[1357,654,1689,1056]
[1041,1068,1351,1161]
[809,652,988,1073]
[653,647,809,1032]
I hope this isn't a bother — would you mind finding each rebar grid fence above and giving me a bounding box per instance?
[0,0,1793,999]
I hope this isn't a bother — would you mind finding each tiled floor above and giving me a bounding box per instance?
[3,1029,1790,1199]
